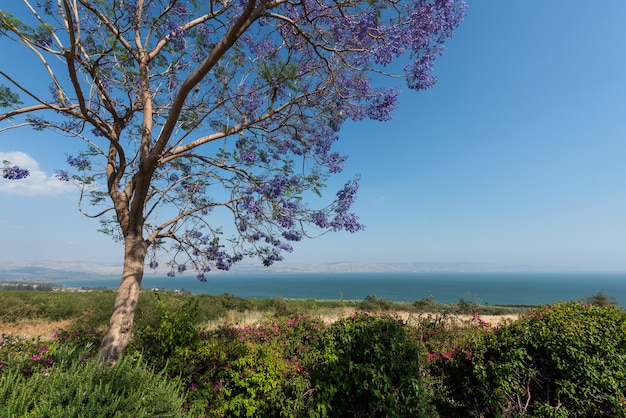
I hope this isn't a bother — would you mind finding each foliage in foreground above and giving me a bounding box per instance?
[0,337,185,418]
[129,300,436,417]
[2,299,626,417]
[431,302,626,417]
[312,313,437,417]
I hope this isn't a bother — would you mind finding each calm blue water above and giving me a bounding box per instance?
[50,272,626,306]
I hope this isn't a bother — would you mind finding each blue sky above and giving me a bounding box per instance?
[1,1,625,272]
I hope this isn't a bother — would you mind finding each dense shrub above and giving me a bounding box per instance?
[413,295,439,311]
[358,294,393,311]
[131,296,200,364]
[432,302,626,417]
[131,302,327,416]
[0,355,187,417]
[311,313,436,418]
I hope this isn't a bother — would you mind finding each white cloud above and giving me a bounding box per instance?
[0,151,75,196]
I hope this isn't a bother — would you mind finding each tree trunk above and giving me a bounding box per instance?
[99,235,148,362]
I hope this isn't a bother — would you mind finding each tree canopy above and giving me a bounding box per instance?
[0,0,465,359]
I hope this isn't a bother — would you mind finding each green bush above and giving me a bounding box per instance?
[0,355,188,417]
[358,294,393,311]
[130,296,200,365]
[455,298,478,314]
[413,295,438,311]
[311,313,436,418]
[433,302,626,417]
[131,310,328,416]
[584,290,619,307]
[272,296,298,317]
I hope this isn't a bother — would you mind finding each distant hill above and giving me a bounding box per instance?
[0,261,121,281]
[240,261,552,274]
[0,260,552,281]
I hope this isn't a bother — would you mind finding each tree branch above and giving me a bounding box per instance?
[150,0,269,162]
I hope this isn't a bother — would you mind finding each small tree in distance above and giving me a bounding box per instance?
[585,291,618,307]
[0,0,465,361]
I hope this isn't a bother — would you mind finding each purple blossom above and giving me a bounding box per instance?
[90,127,105,137]
[190,52,202,63]
[2,162,29,180]
[259,176,286,199]
[34,27,53,48]
[55,170,70,181]
[170,2,188,14]
[25,116,47,131]
[236,82,263,116]
[323,152,347,174]
[240,151,256,164]
[66,154,90,170]
[59,119,82,132]
[185,230,203,239]
[406,56,438,90]
[282,230,302,241]
[368,88,400,121]
[335,179,360,212]
[277,242,294,253]
[312,212,329,228]
[331,212,364,233]
[262,251,283,267]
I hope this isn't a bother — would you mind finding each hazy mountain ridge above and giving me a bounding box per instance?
[0,260,553,280]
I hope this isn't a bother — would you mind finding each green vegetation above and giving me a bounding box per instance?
[1,290,624,416]
[0,289,531,332]
[429,301,626,417]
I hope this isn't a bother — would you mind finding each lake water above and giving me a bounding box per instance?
[50,272,626,307]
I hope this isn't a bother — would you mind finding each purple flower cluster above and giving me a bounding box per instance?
[66,154,90,170]
[25,116,47,131]
[33,26,53,48]
[329,179,364,233]
[323,152,348,174]
[55,170,71,182]
[368,88,400,121]
[1,162,29,180]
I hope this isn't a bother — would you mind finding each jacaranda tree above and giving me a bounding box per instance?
[0,0,465,361]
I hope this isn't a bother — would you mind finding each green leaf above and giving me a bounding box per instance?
[0,84,22,108]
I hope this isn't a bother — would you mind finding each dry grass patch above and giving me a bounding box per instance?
[0,318,74,339]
